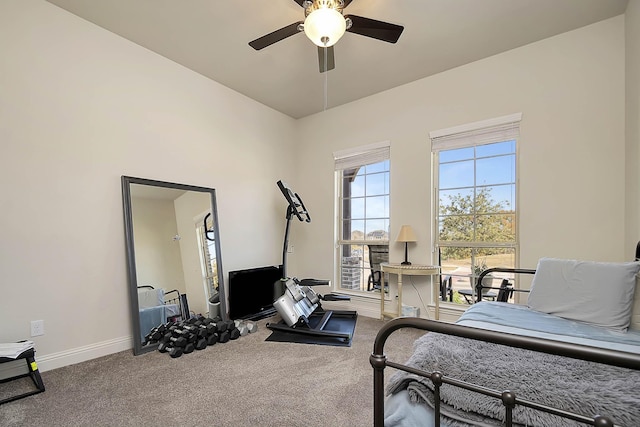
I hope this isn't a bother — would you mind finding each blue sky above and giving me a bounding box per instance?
[439,140,516,210]
[346,160,389,236]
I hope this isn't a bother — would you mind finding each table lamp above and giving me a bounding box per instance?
[396,225,417,265]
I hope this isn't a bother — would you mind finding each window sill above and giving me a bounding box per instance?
[438,301,469,312]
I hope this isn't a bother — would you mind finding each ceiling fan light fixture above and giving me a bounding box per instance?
[303,7,346,47]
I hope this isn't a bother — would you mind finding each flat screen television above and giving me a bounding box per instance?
[228,265,284,321]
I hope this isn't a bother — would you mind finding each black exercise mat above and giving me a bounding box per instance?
[265,311,357,347]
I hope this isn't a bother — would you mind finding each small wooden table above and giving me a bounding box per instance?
[380,263,440,320]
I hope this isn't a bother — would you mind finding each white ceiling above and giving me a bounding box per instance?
[46,0,628,119]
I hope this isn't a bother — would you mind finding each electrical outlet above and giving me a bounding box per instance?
[287,244,294,254]
[31,320,44,337]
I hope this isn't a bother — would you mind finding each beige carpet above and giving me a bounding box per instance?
[0,315,423,427]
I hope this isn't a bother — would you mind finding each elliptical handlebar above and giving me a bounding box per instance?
[278,180,310,223]
[298,278,330,287]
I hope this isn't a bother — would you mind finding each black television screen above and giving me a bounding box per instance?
[228,265,284,320]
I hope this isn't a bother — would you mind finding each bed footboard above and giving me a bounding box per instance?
[371,317,640,427]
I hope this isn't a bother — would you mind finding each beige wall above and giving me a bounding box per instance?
[627,0,640,257]
[294,16,627,318]
[0,0,296,370]
[131,197,186,294]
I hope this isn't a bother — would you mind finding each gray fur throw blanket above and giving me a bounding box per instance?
[386,332,640,426]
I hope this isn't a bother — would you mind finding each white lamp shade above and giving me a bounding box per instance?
[303,7,346,47]
[396,225,417,243]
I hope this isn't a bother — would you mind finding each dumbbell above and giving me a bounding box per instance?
[164,335,187,348]
[162,330,191,346]
[164,326,188,339]
[229,327,241,340]
[218,330,230,343]
[188,315,203,326]
[165,326,194,353]
[143,323,169,344]
[174,328,197,344]
[206,332,219,346]
[233,320,246,336]
[181,324,204,337]
[211,320,228,333]
[246,322,258,333]
[182,342,195,354]
[194,315,215,327]
[165,345,183,358]
[218,320,240,340]
[195,336,208,350]
[168,346,183,358]
[185,322,212,337]
[157,342,184,358]
[196,323,216,340]
[233,320,258,336]
[185,318,197,326]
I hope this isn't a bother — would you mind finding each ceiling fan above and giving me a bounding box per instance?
[248,0,404,73]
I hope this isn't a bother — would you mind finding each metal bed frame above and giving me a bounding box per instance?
[137,285,189,323]
[371,244,640,426]
[372,317,640,426]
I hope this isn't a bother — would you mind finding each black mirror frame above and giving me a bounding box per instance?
[121,176,226,355]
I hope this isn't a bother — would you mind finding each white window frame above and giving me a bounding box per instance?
[430,114,521,302]
[333,141,390,295]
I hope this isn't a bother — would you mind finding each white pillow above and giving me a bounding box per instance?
[137,287,164,309]
[527,258,640,331]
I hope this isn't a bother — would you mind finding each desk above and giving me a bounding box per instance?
[380,263,440,320]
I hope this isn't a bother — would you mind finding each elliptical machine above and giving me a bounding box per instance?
[266,180,356,343]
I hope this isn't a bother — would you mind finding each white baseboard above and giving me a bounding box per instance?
[0,336,132,380]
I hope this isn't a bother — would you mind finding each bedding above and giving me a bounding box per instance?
[459,301,640,353]
[383,302,640,427]
[137,286,181,340]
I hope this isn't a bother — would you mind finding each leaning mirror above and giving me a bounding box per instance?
[121,176,225,355]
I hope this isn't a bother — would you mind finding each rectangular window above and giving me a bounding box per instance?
[431,114,521,304]
[334,142,390,293]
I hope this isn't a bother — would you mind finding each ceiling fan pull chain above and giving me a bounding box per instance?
[324,46,329,111]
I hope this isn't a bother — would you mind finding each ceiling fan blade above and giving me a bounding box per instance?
[318,46,335,73]
[292,0,306,6]
[345,15,404,43]
[343,0,354,8]
[249,22,304,50]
